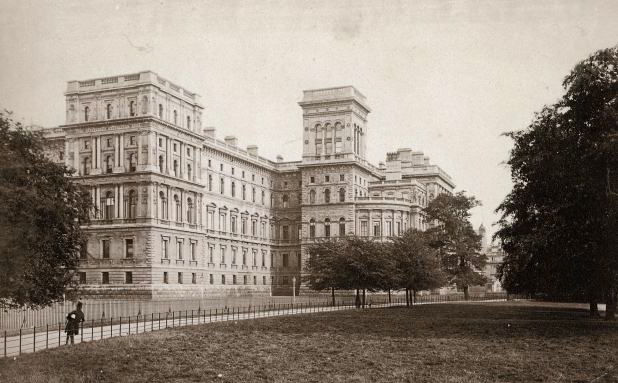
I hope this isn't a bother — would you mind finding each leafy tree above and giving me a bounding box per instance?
[496,45,618,319]
[305,240,347,305]
[0,112,91,309]
[424,192,487,300]
[390,229,446,306]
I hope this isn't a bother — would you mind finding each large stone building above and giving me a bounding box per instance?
[42,71,454,299]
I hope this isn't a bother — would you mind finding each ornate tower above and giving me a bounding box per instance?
[298,86,371,163]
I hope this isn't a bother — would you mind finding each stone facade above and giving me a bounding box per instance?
[41,71,455,299]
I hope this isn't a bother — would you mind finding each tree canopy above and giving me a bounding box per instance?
[495,45,618,318]
[0,112,91,309]
[424,192,487,299]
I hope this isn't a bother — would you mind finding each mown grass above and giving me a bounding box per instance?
[1,301,617,383]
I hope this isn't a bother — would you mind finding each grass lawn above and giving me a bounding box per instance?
[1,301,617,383]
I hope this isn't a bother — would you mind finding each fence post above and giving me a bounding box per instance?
[4,330,6,357]
[19,328,21,355]
[46,324,49,350]
[209,309,212,323]
[58,323,61,347]
[129,316,131,335]
[91,319,94,341]
[172,312,175,328]
[120,317,122,336]
[33,326,36,353]
[192,310,194,326]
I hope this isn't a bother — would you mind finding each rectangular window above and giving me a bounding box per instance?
[386,221,392,237]
[220,177,225,194]
[163,272,168,284]
[209,274,214,284]
[159,137,163,147]
[397,222,401,236]
[282,226,289,240]
[242,275,247,285]
[177,241,183,259]
[242,250,247,265]
[191,242,196,261]
[263,276,266,285]
[310,176,315,183]
[130,136,136,145]
[102,272,109,284]
[340,174,345,181]
[253,276,257,285]
[373,222,381,237]
[192,273,197,284]
[209,246,214,263]
[220,246,226,264]
[325,175,330,182]
[79,272,86,284]
[125,238,134,258]
[221,275,226,285]
[102,239,110,259]
[173,143,177,152]
[283,253,289,267]
[125,272,133,284]
[233,275,237,285]
[361,221,368,236]
[162,238,169,259]
[231,167,235,175]
[178,272,183,284]
[80,241,88,259]
[232,248,237,264]
[220,163,224,171]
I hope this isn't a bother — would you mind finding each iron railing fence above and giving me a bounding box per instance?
[0,293,516,358]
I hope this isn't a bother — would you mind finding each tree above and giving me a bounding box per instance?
[305,240,347,306]
[390,229,446,306]
[424,192,487,300]
[305,237,393,308]
[0,112,91,309]
[496,45,618,319]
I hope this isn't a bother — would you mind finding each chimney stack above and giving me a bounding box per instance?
[224,136,238,147]
[247,145,258,157]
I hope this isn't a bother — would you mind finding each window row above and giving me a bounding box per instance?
[308,188,346,204]
[308,218,347,239]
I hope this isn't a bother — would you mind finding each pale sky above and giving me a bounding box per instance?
[1,0,617,238]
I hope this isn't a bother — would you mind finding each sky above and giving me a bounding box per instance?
[1,0,617,239]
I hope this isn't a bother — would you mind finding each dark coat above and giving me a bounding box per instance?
[65,309,85,335]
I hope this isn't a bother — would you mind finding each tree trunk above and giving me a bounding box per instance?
[388,289,391,304]
[463,285,470,301]
[605,289,617,321]
[355,289,361,308]
[405,288,410,307]
[589,295,600,318]
[362,289,366,309]
[331,287,335,307]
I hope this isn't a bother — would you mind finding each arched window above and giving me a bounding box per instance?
[104,191,114,220]
[129,153,137,172]
[159,191,168,220]
[314,124,322,155]
[173,160,178,177]
[84,106,90,122]
[187,164,192,179]
[129,101,135,116]
[324,218,331,238]
[127,190,137,219]
[252,187,256,203]
[339,188,345,202]
[159,155,164,172]
[173,110,178,125]
[339,218,346,237]
[324,189,330,203]
[309,189,316,204]
[174,194,181,222]
[82,156,91,175]
[282,194,289,208]
[158,104,163,119]
[186,198,194,224]
[231,182,236,197]
[105,155,113,174]
[309,219,316,239]
[242,185,246,200]
[106,104,112,119]
[186,116,191,130]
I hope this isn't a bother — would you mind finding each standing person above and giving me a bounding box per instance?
[65,302,85,345]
